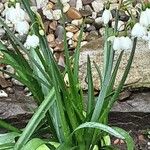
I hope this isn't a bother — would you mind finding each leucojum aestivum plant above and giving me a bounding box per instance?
[0,0,150,149]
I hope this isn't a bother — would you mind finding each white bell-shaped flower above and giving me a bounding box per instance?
[4,3,26,24]
[121,36,133,50]
[102,9,112,25]
[131,23,147,38]
[139,11,149,27]
[146,8,150,24]
[113,37,121,50]
[24,35,39,49]
[14,21,29,35]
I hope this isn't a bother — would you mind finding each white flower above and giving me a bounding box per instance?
[102,9,112,25]
[112,20,125,31]
[121,36,132,50]
[113,37,121,50]
[14,21,29,35]
[146,8,150,23]
[24,35,39,49]
[113,36,132,51]
[4,3,26,24]
[131,23,147,38]
[139,11,149,27]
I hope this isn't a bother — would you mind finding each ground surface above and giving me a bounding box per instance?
[0,84,150,149]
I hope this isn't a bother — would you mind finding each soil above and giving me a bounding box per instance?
[0,85,150,150]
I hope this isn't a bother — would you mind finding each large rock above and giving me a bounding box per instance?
[79,38,150,90]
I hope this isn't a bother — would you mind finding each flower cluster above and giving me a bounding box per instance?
[3,2,29,35]
[131,7,150,48]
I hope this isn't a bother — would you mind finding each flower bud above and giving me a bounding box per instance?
[39,29,45,36]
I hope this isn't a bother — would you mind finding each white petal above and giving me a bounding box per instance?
[131,23,147,38]
[139,11,149,27]
[14,21,29,35]
[113,37,121,50]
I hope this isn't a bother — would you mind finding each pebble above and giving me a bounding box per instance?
[0,3,4,13]
[71,18,83,26]
[69,0,76,7]
[6,87,14,94]
[92,12,97,19]
[76,0,83,11]
[49,21,57,30]
[65,25,79,33]
[73,30,86,41]
[55,25,64,41]
[66,32,73,39]
[12,78,24,86]
[43,8,53,20]
[0,90,8,97]
[82,0,94,5]
[95,17,103,25]
[92,1,104,13]
[4,65,15,79]
[79,9,92,17]
[112,20,125,31]
[60,0,70,4]
[47,34,55,42]
[67,7,82,20]
[63,3,70,13]
[53,9,62,20]
[36,0,48,9]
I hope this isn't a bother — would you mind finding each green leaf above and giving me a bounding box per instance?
[87,55,94,116]
[0,132,20,144]
[14,88,55,150]
[74,122,125,139]
[113,127,134,150]
[36,144,51,150]
[22,138,45,150]
[0,143,14,150]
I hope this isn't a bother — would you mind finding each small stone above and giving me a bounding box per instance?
[76,0,83,11]
[36,0,48,9]
[0,90,8,97]
[0,77,12,88]
[60,0,70,4]
[63,3,70,13]
[79,9,92,17]
[49,41,56,48]
[69,0,76,7]
[65,25,79,33]
[92,12,97,19]
[6,87,14,94]
[84,5,93,14]
[95,17,103,25]
[12,78,24,86]
[82,0,94,5]
[92,1,104,12]
[47,34,55,43]
[4,65,15,79]
[71,18,83,26]
[81,41,88,47]
[47,2,54,9]
[112,20,125,31]
[66,32,74,39]
[54,42,64,52]
[49,21,57,30]
[73,30,86,41]
[42,7,53,20]
[68,39,73,45]
[84,17,94,24]
[44,21,50,33]
[55,25,64,41]
[53,9,62,20]
[0,3,4,13]
[67,7,82,20]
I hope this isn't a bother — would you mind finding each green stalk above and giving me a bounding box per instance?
[14,88,55,150]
